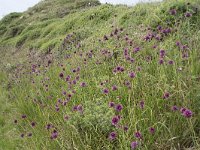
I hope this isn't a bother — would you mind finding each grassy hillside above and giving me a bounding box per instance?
[0,0,200,149]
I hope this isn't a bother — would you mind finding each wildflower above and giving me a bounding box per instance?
[168,60,174,65]
[59,73,64,78]
[160,50,166,58]
[103,88,109,94]
[180,107,186,113]
[115,104,123,112]
[182,109,193,118]
[130,58,135,63]
[64,115,69,121]
[149,127,155,134]
[20,133,25,138]
[112,85,118,91]
[133,47,140,53]
[134,131,142,139]
[31,122,36,127]
[46,124,52,130]
[185,12,192,17]
[73,105,78,111]
[109,102,115,108]
[112,116,120,125]
[77,105,83,112]
[51,130,58,139]
[28,133,32,137]
[123,126,128,132]
[169,9,177,15]
[176,41,181,47]
[129,72,136,78]
[72,80,77,85]
[120,67,125,72]
[72,69,76,73]
[163,92,170,99]
[21,115,27,119]
[157,25,162,30]
[109,132,117,140]
[131,141,138,149]
[171,105,179,111]
[139,100,144,109]
[80,82,86,87]
[65,75,71,81]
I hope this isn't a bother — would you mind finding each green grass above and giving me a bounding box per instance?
[0,0,200,149]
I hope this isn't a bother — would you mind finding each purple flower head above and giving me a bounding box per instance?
[182,52,189,59]
[139,100,145,109]
[124,80,131,87]
[21,114,27,119]
[137,66,142,71]
[182,109,193,118]
[109,132,117,140]
[112,85,118,91]
[46,124,52,130]
[20,133,25,138]
[28,133,32,137]
[77,105,83,112]
[112,116,120,125]
[168,60,174,65]
[31,122,36,127]
[153,45,157,49]
[129,72,136,78]
[109,102,115,108]
[163,92,170,99]
[157,25,162,30]
[126,56,131,61]
[51,130,58,139]
[124,48,128,55]
[59,73,64,78]
[116,66,121,71]
[130,58,135,63]
[160,50,166,58]
[55,107,60,112]
[115,104,123,112]
[182,45,188,50]
[131,141,138,149]
[172,105,179,111]
[185,12,192,17]
[159,59,164,65]
[72,80,77,85]
[64,115,69,121]
[176,41,181,47]
[103,88,109,94]
[134,131,142,139]
[169,9,177,15]
[73,105,78,111]
[80,82,86,87]
[77,67,80,72]
[149,127,155,134]
[120,67,125,72]
[66,75,71,81]
[123,126,128,132]
[134,47,141,53]
[180,107,186,113]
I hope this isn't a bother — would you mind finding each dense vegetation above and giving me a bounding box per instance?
[0,0,200,149]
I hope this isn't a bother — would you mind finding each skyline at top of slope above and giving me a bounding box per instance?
[0,0,161,19]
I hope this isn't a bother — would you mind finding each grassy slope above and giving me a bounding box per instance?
[0,0,200,149]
